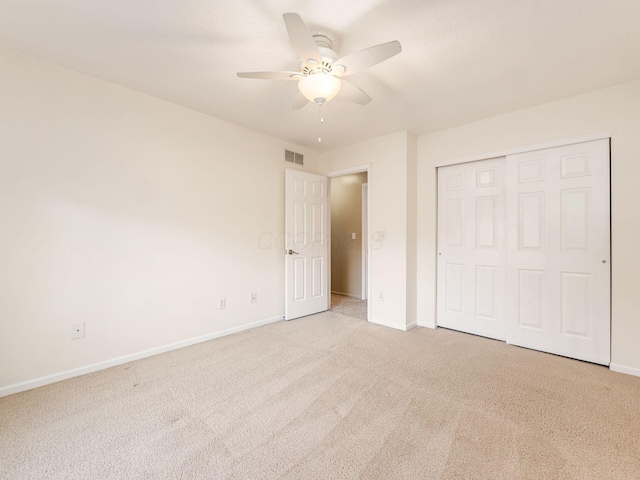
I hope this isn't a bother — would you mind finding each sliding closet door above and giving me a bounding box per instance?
[437,158,507,340]
[505,139,610,365]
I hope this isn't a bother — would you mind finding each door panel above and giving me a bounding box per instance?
[505,139,610,365]
[519,191,545,250]
[518,269,543,330]
[476,196,497,248]
[285,169,329,320]
[446,199,465,246]
[475,265,496,319]
[437,158,507,340]
[445,263,464,313]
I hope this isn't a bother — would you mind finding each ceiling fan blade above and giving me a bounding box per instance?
[283,13,322,65]
[337,79,371,105]
[333,41,402,77]
[237,71,301,80]
[292,92,310,109]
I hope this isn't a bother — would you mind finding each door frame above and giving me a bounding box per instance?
[435,132,612,167]
[362,183,369,301]
[324,164,372,322]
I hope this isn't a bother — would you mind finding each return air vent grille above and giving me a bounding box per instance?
[285,149,304,166]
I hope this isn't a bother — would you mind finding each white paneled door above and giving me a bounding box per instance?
[437,158,507,340]
[285,169,329,320]
[506,139,611,365]
[436,139,611,365]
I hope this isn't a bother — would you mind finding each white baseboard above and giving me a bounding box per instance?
[331,291,362,299]
[610,363,640,378]
[0,315,284,398]
[406,321,417,331]
[417,321,437,329]
[369,317,412,332]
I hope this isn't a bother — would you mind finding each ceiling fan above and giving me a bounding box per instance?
[237,13,402,109]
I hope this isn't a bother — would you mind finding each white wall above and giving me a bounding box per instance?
[0,46,321,392]
[417,79,640,373]
[330,173,367,298]
[323,131,416,330]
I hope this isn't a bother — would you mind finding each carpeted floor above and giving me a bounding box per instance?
[1,312,640,479]
[331,293,368,321]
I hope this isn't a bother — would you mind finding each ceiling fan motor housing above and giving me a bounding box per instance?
[300,35,339,75]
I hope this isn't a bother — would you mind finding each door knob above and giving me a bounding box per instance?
[288,249,300,255]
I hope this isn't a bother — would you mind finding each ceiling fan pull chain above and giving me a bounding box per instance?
[318,103,323,143]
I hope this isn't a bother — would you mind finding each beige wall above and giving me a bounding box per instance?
[0,46,321,392]
[330,173,367,298]
[417,79,640,373]
[323,131,417,330]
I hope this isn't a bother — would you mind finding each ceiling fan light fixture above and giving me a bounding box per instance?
[298,73,341,104]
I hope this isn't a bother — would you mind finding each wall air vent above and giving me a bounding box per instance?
[285,149,304,166]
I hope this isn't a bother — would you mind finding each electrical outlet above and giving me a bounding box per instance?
[250,293,257,304]
[378,292,384,302]
[218,298,226,310]
[71,322,85,339]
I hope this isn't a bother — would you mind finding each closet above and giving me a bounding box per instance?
[437,139,611,365]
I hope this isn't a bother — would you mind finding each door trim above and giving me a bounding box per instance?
[362,183,368,301]
[325,164,372,322]
[436,132,611,167]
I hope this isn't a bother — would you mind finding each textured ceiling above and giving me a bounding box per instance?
[1,0,640,152]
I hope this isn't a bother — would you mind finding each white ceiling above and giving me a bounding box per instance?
[1,0,640,152]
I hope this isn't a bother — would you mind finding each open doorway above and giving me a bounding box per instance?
[329,172,369,321]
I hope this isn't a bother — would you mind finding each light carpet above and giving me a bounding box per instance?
[1,312,640,479]
[330,293,368,321]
